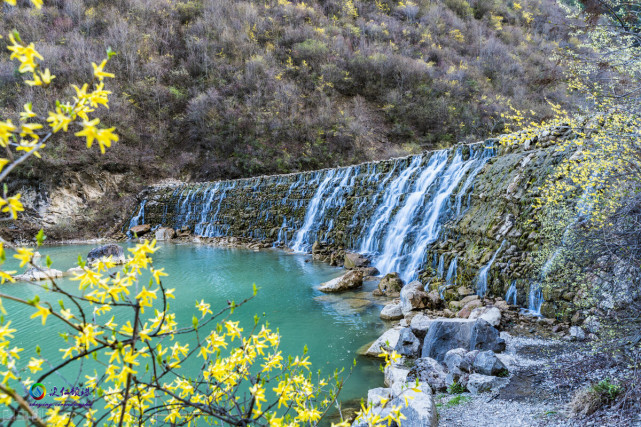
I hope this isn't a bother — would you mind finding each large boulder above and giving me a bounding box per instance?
[470,319,506,353]
[319,271,363,293]
[390,382,438,427]
[400,281,429,315]
[363,327,402,357]
[467,373,508,394]
[14,267,63,282]
[366,387,392,407]
[472,350,508,376]
[378,273,404,296]
[129,224,151,236]
[443,348,472,373]
[384,363,410,396]
[421,319,475,362]
[380,303,403,320]
[410,313,433,338]
[469,306,502,327]
[87,244,125,265]
[344,252,369,269]
[394,328,421,357]
[155,227,176,241]
[407,357,448,392]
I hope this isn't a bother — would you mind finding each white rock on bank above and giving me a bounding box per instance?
[469,306,502,327]
[364,327,402,357]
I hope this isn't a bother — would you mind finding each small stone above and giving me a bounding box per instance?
[467,374,508,394]
[472,350,508,376]
[380,303,403,320]
[319,271,363,293]
[468,306,502,327]
[569,326,586,341]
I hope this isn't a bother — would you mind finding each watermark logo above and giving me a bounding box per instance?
[29,383,46,400]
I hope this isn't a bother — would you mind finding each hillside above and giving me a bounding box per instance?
[1,0,574,237]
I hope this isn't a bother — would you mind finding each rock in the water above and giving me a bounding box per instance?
[344,252,369,269]
[400,281,429,315]
[87,244,125,265]
[14,267,63,282]
[469,306,502,327]
[410,313,433,338]
[443,348,472,373]
[472,350,508,376]
[361,266,380,277]
[378,273,404,296]
[407,357,448,392]
[380,303,403,320]
[364,327,402,357]
[319,271,363,293]
[467,373,508,394]
[155,227,176,241]
[569,326,586,341]
[470,319,506,353]
[421,319,475,362]
[394,327,421,357]
[129,224,151,236]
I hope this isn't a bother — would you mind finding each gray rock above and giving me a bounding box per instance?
[467,373,508,394]
[445,370,469,389]
[443,348,472,373]
[395,328,421,357]
[364,327,402,357]
[421,319,475,362]
[410,313,433,338]
[468,306,502,327]
[569,326,586,341]
[367,387,392,407]
[380,303,403,320]
[407,357,448,392]
[389,382,438,427]
[472,350,508,376]
[384,363,410,396]
[400,281,429,315]
[155,227,176,241]
[344,252,369,269]
[470,319,506,353]
[87,244,125,265]
[319,270,363,293]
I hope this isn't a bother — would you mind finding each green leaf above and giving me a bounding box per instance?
[58,300,65,309]
[35,345,41,356]
[252,283,258,296]
[36,229,46,247]
[11,29,21,43]
[106,47,117,59]
[192,315,198,330]
[46,255,52,268]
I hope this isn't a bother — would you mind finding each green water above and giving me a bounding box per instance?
[1,243,387,422]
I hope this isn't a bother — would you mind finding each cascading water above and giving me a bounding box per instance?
[130,142,498,286]
[436,254,445,278]
[128,199,147,229]
[505,280,517,305]
[475,239,507,297]
[445,257,458,285]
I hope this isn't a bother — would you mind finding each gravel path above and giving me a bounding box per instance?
[436,333,617,426]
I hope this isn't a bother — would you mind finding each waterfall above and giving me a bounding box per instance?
[359,156,423,254]
[436,254,445,278]
[128,199,147,229]
[523,282,543,316]
[133,142,498,285]
[445,257,458,285]
[475,239,507,297]
[505,280,517,305]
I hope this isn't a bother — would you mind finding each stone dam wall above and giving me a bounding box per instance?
[131,129,577,319]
